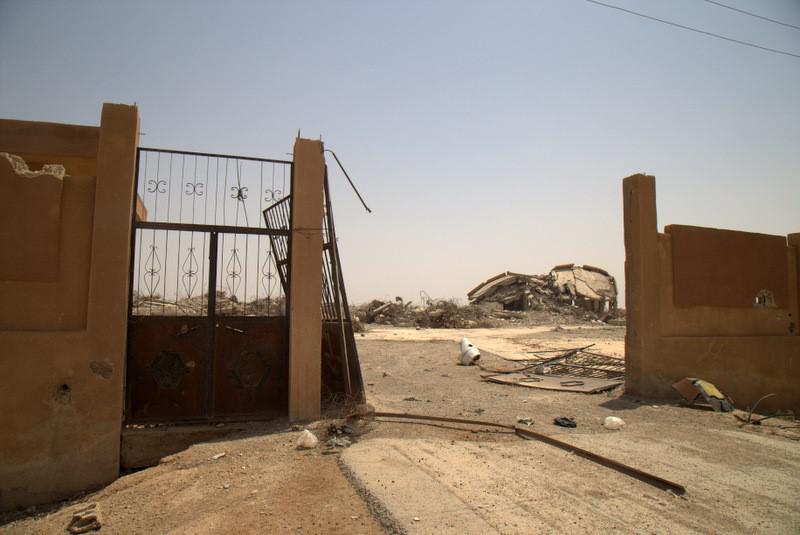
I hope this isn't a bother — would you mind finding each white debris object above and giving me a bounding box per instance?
[603,416,626,430]
[458,337,481,365]
[210,452,226,460]
[296,429,319,449]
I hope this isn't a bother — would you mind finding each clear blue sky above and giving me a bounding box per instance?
[2,0,798,304]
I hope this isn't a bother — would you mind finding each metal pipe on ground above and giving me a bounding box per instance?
[367,411,686,496]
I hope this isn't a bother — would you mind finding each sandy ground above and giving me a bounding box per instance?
[0,423,384,535]
[361,324,625,359]
[344,329,800,534]
[3,324,798,534]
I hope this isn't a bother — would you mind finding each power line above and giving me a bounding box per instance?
[703,0,800,31]
[584,0,800,59]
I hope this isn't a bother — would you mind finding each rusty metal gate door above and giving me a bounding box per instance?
[125,148,292,423]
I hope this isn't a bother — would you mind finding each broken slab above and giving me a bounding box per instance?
[483,373,623,393]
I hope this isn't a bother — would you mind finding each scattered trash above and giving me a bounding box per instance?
[672,377,735,412]
[458,338,481,365]
[553,416,577,428]
[603,416,626,430]
[516,417,534,426]
[222,483,231,490]
[326,435,352,448]
[478,345,624,393]
[66,503,101,534]
[210,452,226,460]
[325,422,354,448]
[327,423,353,436]
[296,429,319,449]
[413,517,421,522]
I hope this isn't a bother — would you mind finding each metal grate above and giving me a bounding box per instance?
[533,350,625,380]
[131,148,292,317]
[261,172,351,322]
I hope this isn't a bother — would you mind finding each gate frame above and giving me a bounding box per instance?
[124,147,293,424]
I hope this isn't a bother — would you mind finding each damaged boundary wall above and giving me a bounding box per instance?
[0,105,359,512]
[0,105,140,511]
[623,174,799,414]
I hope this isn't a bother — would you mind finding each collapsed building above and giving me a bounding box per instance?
[467,265,618,315]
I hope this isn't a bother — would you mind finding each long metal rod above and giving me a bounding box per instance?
[139,146,292,165]
[371,411,686,496]
[324,149,371,214]
[135,221,289,236]
[323,169,352,396]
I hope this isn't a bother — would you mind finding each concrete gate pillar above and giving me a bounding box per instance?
[288,138,325,421]
[622,174,661,397]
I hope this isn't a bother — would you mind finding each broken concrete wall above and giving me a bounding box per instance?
[623,174,799,414]
[0,104,139,511]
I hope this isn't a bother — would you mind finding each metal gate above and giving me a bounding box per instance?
[125,147,293,423]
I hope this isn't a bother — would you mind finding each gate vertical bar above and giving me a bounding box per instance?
[124,148,143,420]
[206,231,219,417]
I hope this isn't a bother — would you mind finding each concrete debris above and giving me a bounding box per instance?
[296,430,319,449]
[66,503,101,534]
[603,416,626,430]
[355,297,494,329]
[468,265,620,321]
[132,291,285,317]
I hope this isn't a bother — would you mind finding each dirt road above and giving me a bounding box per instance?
[344,329,800,534]
[3,325,798,534]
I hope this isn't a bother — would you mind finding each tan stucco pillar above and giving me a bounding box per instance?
[622,174,661,396]
[288,138,325,421]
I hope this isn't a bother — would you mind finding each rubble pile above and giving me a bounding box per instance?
[132,291,286,316]
[468,264,619,319]
[355,264,622,330]
[354,297,496,329]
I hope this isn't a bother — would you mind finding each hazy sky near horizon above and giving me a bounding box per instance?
[2,0,798,304]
